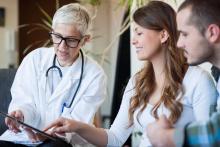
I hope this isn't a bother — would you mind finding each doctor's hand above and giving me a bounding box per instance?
[44,117,79,135]
[5,110,24,133]
[146,115,175,147]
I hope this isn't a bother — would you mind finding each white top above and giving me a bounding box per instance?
[0,47,107,146]
[106,66,218,147]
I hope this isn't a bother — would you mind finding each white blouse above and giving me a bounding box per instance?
[106,66,218,147]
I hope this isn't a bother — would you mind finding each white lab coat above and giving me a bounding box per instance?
[2,47,107,146]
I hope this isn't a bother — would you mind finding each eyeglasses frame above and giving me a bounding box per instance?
[49,32,83,48]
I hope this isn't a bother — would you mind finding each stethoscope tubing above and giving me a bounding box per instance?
[45,50,84,111]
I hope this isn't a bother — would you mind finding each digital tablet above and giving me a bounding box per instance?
[0,111,63,142]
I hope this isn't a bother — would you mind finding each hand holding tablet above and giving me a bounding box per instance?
[0,111,64,142]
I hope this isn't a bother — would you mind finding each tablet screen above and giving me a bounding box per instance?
[0,111,63,142]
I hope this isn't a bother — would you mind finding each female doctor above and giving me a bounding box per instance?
[0,3,106,147]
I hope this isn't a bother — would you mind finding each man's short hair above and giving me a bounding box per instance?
[178,0,220,35]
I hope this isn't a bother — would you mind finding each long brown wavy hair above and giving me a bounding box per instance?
[128,1,187,125]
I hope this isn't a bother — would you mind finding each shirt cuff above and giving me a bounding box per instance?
[173,127,185,147]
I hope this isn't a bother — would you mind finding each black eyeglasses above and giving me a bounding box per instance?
[49,32,82,48]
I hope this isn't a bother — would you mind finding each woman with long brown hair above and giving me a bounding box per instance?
[43,1,217,146]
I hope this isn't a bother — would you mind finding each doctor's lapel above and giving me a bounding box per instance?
[48,56,82,103]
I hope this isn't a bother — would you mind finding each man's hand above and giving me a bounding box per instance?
[5,110,24,133]
[147,115,175,147]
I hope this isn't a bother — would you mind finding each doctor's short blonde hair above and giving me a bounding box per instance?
[52,3,91,36]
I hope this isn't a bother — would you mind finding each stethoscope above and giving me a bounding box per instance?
[45,50,84,112]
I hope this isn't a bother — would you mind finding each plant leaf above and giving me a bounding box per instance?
[36,3,52,24]
[27,27,45,34]
[56,0,60,10]
[41,19,52,29]
[23,39,50,54]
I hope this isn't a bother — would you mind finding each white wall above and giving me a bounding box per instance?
[85,0,125,116]
[0,0,18,68]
